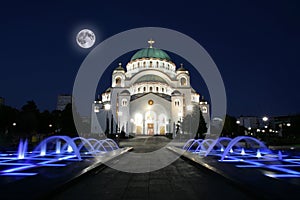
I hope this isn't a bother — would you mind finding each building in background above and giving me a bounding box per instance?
[91,40,210,136]
[56,94,72,111]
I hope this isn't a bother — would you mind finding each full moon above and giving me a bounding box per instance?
[76,29,96,48]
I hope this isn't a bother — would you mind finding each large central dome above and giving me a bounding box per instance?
[131,47,171,62]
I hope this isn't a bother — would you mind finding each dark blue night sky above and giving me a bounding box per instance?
[0,0,299,117]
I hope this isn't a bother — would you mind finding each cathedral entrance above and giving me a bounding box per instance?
[147,123,154,135]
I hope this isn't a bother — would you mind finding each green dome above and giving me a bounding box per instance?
[131,48,171,61]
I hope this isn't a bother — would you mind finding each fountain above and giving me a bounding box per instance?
[241,148,245,155]
[17,139,28,159]
[256,149,262,158]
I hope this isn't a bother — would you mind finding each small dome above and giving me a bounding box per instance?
[177,63,187,71]
[120,90,130,95]
[114,63,125,71]
[171,90,181,95]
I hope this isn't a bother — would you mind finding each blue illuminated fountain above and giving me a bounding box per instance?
[182,136,300,178]
[17,139,28,159]
[0,135,120,177]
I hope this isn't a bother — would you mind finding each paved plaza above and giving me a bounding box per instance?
[50,136,254,200]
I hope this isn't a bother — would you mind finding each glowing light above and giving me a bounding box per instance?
[236,120,240,124]
[230,148,233,153]
[256,149,262,158]
[104,104,111,110]
[56,141,61,154]
[67,145,73,152]
[286,123,291,127]
[278,151,283,160]
[262,116,268,122]
[241,148,245,155]
[49,124,53,128]
[257,129,260,132]
[12,122,17,126]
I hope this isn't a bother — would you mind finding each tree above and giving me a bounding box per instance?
[60,103,77,137]
[19,101,39,135]
[222,115,238,137]
[196,109,207,139]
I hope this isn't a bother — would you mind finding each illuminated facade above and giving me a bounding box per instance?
[91,40,210,135]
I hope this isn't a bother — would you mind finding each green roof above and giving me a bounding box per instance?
[135,75,167,84]
[131,48,171,61]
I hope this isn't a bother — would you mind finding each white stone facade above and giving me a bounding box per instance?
[91,43,210,136]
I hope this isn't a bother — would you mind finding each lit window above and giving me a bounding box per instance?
[115,77,121,86]
[94,106,100,113]
[180,77,187,86]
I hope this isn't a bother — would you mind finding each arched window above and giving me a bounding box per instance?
[156,61,159,68]
[180,77,187,86]
[156,87,159,92]
[174,99,180,106]
[143,87,146,92]
[143,62,146,68]
[137,62,140,68]
[150,87,153,92]
[162,88,164,93]
[138,87,141,92]
[115,77,121,86]
[150,61,152,67]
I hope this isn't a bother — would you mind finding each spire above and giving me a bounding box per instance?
[115,62,125,71]
[177,63,186,71]
[148,39,155,48]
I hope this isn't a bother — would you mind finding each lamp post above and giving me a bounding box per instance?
[262,116,269,142]
[104,104,111,136]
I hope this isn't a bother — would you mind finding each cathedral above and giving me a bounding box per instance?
[91,40,210,136]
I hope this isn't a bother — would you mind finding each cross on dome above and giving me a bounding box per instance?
[148,39,155,48]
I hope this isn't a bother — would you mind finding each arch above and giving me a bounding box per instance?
[217,137,232,146]
[195,139,219,152]
[130,69,173,86]
[105,139,119,149]
[93,140,109,152]
[115,76,122,86]
[183,139,195,150]
[71,137,95,153]
[221,136,270,161]
[182,139,203,151]
[34,136,81,160]
[180,77,187,86]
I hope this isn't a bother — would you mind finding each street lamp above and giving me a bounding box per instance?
[262,116,268,122]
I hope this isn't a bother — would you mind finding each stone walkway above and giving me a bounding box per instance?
[50,136,254,200]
